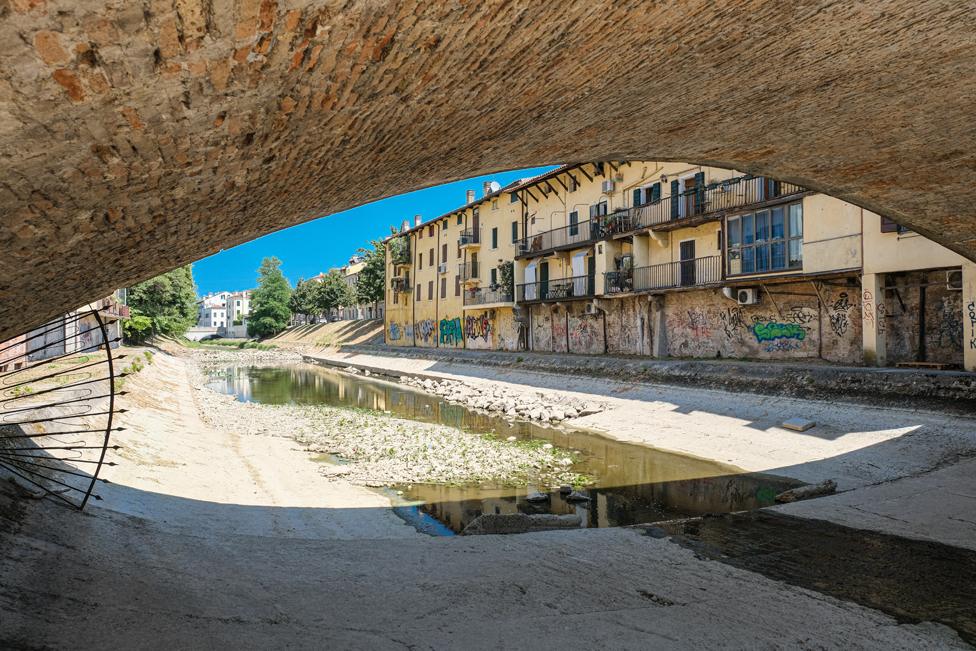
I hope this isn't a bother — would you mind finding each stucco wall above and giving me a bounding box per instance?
[604,296,649,355]
[663,281,862,363]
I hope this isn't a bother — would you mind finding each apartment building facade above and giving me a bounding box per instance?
[385,161,976,371]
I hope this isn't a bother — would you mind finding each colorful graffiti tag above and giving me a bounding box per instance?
[439,317,462,345]
[416,319,436,344]
[388,322,404,341]
[465,313,492,342]
[752,321,806,343]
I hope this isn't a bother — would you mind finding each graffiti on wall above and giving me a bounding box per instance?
[719,307,744,340]
[829,292,853,337]
[416,319,435,344]
[764,339,803,353]
[863,289,886,335]
[968,301,976,350]
[465,313,492,342]
[569,315,601,353]
[439,317,462,345]
[938,296,963,348]
[751,320,806,343]
[686,309,710,338]
[388,322,403,341]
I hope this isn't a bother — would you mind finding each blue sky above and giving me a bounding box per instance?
[192,165,557,295]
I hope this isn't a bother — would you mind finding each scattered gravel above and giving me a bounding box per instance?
[398,375,605,424]
[186,349,589,488]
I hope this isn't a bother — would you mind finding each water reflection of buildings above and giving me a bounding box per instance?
[210,364,799,534]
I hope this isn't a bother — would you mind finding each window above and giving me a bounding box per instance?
[428,280,433,300]
[418,252,423,270]
[428,225,434,237]
[416,284,421,301]
[568,175,578,192]
[727,201,802,275]
[510,192,519,203]
[594,162,605,177]
[490,268,498,285]
[511,220,518,243]
[441,243,447,263]
[418,228,422,239]
[456,214,462,226]
[456,243,461,259]
[442,219,447,231]
[492,198,498,210]
[588,201,607,219]
[455,274,460,296]
[880,216,909,233]
[632,182,661,206]
[440,277,446,299]
[491,227,498,248]
[429,248,434,267]
[569,211,579,236]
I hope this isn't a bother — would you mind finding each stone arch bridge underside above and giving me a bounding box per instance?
[0,1,974,339]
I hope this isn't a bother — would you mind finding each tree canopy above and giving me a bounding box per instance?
[288,278,320,323]
[247,257,292,338]
[315,269,354,315]
[355,241,386,311]
[123,265,198,342]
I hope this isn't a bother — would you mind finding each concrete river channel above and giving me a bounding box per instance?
[207,363,801,535]
[206,364,976,642]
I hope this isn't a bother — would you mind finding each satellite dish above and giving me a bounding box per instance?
[489,181,501,193]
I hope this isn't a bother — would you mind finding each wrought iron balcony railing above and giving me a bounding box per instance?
[390,274,411,293]
[515,219,600,258]
[630,255,723,292]
[459,228,481,246]
[604,268,634,295]
[459,261,479,281]
[615,175,807,232]
[517,274,595,303]
[464,285,514,306]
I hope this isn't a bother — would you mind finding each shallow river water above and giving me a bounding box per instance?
[207,364,801,534]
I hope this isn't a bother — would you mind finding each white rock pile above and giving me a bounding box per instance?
[399,376,604,424]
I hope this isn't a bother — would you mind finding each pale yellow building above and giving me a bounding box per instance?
[386,160,976,371]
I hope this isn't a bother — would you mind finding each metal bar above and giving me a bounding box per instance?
[1,408,122,427]
[1,391,119,416]
[0,460,81,507]
[1,373,118,404]
[0,455,107,482]
[0,337,121,381]
[1,356,118,391]
[0,426,125,441]
[0,452,114,465]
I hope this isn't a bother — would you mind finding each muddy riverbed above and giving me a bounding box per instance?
[206,363,803,534]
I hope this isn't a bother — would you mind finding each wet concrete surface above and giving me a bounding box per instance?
[647,510,976,646]
[208,364,802,533]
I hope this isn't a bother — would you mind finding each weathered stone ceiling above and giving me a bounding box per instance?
[1,1,974,338]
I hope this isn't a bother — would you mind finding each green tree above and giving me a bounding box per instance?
[315,269,354,316]
[288,278,320,323]
[123,265,198,343]
[356,241,386,317]
[247,257,292,338]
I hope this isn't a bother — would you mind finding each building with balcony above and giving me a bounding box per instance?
[383,159,976,369]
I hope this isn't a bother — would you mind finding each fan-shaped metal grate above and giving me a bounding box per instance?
[0,308,124,510]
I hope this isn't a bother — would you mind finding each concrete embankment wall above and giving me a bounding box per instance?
[320,345,976,414]
[268,320,384,348]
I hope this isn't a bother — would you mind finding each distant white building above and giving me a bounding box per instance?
[197,291,229,329]
[307,257,384,322]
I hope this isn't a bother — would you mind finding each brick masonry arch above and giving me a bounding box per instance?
[1,1,974,338]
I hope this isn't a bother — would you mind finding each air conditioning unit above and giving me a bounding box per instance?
[583,302,600,315]
[736,288,760,305]
[438,263,448,274]
[947,269,963,291]
[601,180,615,193]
